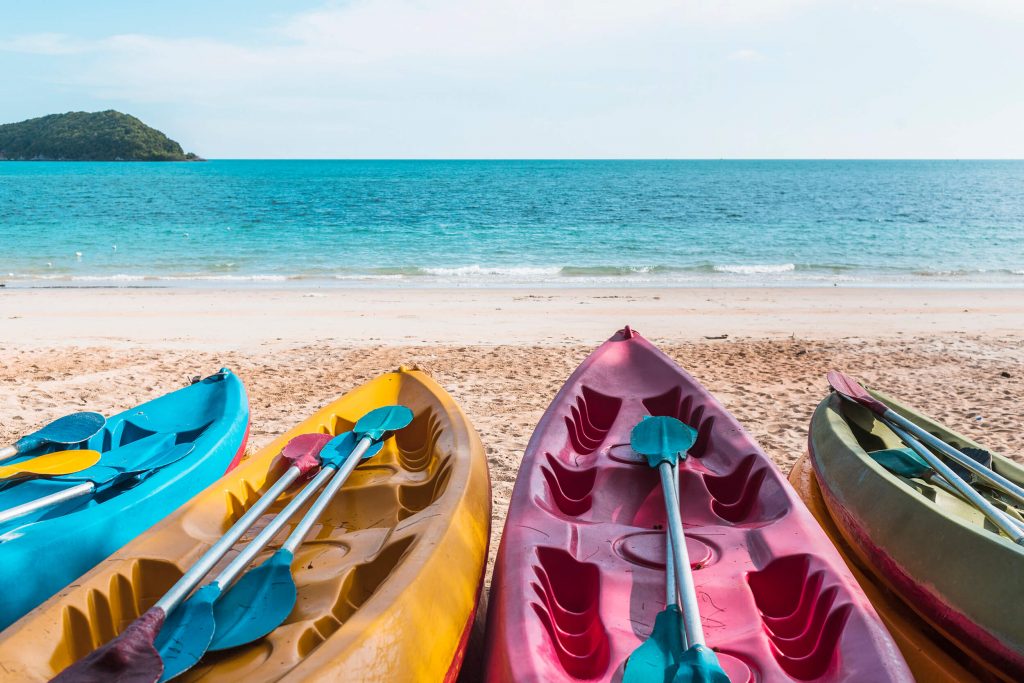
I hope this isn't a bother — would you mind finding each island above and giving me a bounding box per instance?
[0,110,201,161]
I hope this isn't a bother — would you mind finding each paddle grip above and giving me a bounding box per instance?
[0,445,17,462]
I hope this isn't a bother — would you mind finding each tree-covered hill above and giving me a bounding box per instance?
[0,110,200,161]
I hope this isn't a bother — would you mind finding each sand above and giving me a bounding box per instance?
[1,286,1022,578]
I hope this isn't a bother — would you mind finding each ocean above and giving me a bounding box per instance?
[1,160,1022,288]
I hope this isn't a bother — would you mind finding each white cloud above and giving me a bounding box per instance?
[3,0,1023,157]
[0,33,86,55]
[728,49,766,62]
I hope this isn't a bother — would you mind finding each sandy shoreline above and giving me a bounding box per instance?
[2,286,1023,348]
[2,286,1022,582]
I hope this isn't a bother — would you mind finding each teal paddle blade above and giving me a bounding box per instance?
[62,434,179,482]
[15,411,105,451]
[868,447,930,479]
[154,583,222,682]
[631,416,698,468]
[354,405,414,441]
[319,431,384,468]
[672,645,730,683]
[73,442,195,492]
[208,550,297,651]
[623,607,685,683]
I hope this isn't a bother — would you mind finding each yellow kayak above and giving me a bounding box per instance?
[789,454,987,683]
[0,367,491,682]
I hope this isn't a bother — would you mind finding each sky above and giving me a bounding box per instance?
[1,0,1023,159]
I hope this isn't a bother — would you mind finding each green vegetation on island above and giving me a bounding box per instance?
[0,110,200,161]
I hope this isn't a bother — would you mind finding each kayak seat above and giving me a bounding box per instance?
[529,546,610,679]
[173,420,215,447]
[748,554,854,680]
[90,417,158,452]
[329,535,417,625]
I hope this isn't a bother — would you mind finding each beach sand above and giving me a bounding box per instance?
[2,286,1022,580]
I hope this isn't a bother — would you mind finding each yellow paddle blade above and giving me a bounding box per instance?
[0,449,102,479]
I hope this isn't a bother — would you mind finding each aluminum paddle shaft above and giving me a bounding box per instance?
[883,409,1024,508]
[281,435,370,554]
[658,461,704,648]
[0,481,94,526]
[210,434,372,589]
[155,463,306,612]
[885,420,1024,544]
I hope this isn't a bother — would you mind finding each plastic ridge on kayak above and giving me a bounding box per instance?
[808,387,1024,681]
[0,368,490,682]
[0,369,249,631]
[482,327,912,682]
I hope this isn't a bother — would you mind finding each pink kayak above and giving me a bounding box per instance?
[482,327,911,682]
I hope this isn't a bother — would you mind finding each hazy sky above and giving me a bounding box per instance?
[2,0,1023,158]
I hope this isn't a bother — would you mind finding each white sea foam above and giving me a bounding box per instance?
[332,273,406,281]
[420,265,562,277]
[154,274,290,282]
[713,263,796,275]
[70,274,147,282]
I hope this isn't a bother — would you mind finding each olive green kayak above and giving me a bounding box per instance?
[808,387,1024,682]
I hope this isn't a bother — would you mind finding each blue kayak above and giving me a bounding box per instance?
[0,369,249,630]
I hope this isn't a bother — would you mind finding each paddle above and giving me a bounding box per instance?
[869,447,969,497]
[156,405,412,681]
[624,416,729,683]
[0,449,102,480]
[0,412,105,463]
[828,371,1024,544]
[0,441,195,528]
[828,370,1024,508]
[51,432,336,683]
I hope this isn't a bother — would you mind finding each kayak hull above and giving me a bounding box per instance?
[483,328,910,682]
[788,454,988,682]
[808,390,1024,681]
[0,368,490,682]
[0,369,249,630]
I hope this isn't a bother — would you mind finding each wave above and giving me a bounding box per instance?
[418,265,562,277]
[712,263,796,275]
[4,263,1023,287]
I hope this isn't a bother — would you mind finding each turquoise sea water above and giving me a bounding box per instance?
[1,160,1022,288]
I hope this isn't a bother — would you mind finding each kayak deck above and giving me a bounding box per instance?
[484,328,910,682]
[0,368,490,682]
[0,369,249,631]
[809,390,1024,680]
